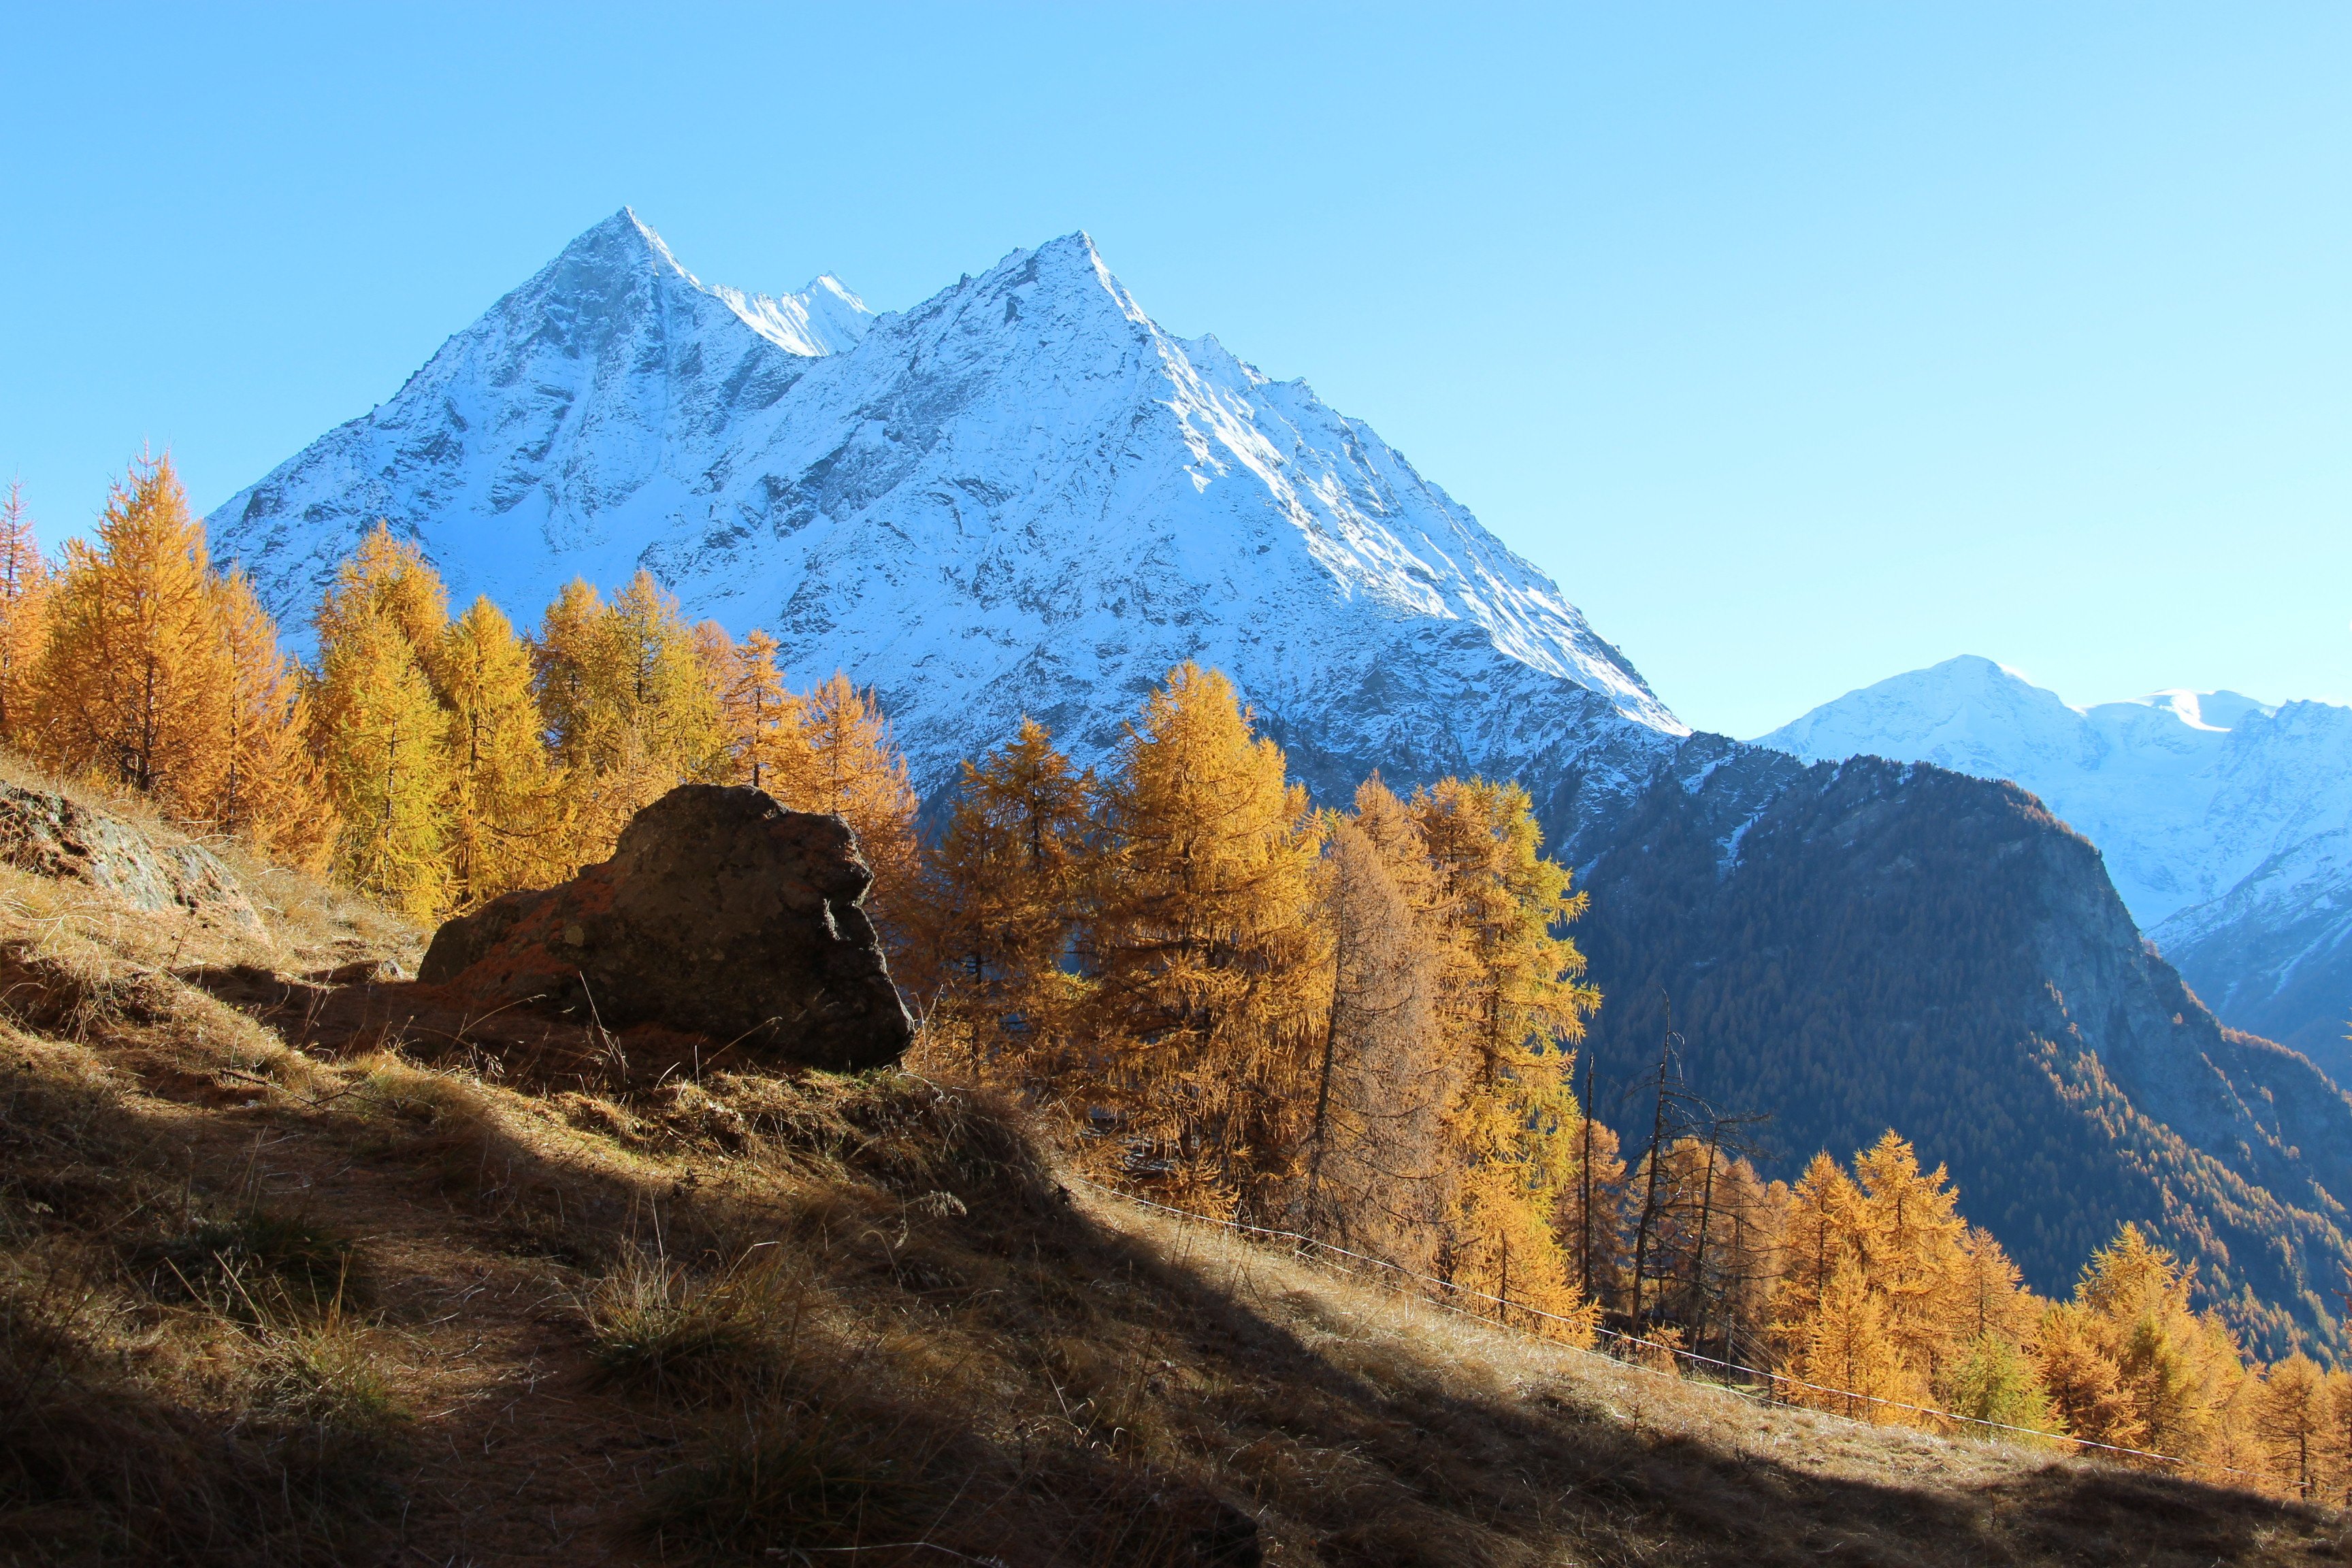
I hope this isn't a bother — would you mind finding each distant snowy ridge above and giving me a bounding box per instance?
[210,208,1684,815]
[1755,655,2352,1064]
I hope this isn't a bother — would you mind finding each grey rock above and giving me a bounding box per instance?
[0,783,263,933]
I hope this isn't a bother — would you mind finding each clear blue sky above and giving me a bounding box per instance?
[3,3,2345,737]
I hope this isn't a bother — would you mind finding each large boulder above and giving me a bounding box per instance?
[419,785,912,1072]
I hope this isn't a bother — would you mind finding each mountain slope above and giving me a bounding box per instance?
[1756,657,2352,1069]
[1567,741,2352,1354]
[210,213,2352,1356]
[5,796,2325,1563]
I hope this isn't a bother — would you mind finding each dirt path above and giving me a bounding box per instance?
[124,1081,670,1566]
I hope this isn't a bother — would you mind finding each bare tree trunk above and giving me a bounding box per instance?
[1688,1126,1720,1348]
[1580,1049,1596,1303]
[1628,1012,1675,1330]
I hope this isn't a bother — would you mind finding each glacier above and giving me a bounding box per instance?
[1757,655,2352,1068]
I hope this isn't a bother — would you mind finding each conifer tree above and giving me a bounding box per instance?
[533,579,604,768]
[2325,1369,2352,1503]
[792,672,922,946]
[2028,1223,2254,1465]
[2258,1354,2328,1498]
[29,454,229,819]
[2082,1224,2247,1462]
[210,568,334,868]
[2033,1298,2129,1444]
[438,596,557,907]
[604,572,725,779]
[1411,777,1599,1338]
[1947,1333,2059,1442]
[316,524,450,683]
[0,479,51,745]
[915,717,1096,1076]
[1797,1259,1916,1421]
[712,625,813,796]
[310,535,453,918]
[1950,1226,2039,1346]
[1558,1114,1631,1311]
[1775,1152,1867,1311]
[532,572,724,864]
[1296,808,1456,1271]
[1852,1132,1970,1393]
[1769,1151,1868,1371]
[1087,664,1327,1214]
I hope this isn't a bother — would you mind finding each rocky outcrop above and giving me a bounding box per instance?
[420,785,911,1072]
[0,783,262,934]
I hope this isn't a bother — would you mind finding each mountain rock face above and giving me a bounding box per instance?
[0,783,262,936]
[1571,742,2352,1353]
[1757,656,2352,1072]
[213,212,2350,1354]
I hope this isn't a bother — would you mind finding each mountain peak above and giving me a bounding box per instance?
[211,215,1686,794]
[557,206,697,284]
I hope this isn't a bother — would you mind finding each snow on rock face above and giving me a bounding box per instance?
[209,211,1685,813]
[1754,656,2352,1064]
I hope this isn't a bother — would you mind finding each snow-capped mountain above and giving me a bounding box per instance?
[212,208,1682,830]
[209,211,2352,1353]
[1756,655,2352,1066]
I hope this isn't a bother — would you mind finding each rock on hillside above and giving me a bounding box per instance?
[0,782,261,936]
[420,785,911,1072]
[212,212,2348,1354]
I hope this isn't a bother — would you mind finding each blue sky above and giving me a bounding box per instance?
[3,3,2345,737]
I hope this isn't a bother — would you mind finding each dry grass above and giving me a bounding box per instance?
[0,765,2344,1564]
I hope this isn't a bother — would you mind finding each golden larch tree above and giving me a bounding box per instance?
[789,672,922,949]
[1769,1150,1869,1370]
[532,572,723,864]
[1796,1260,1916,1422]
[713,627,812,797]
[210,567,334,868]
[317,523,452,688]
[30,453,229,818]
[1950,1225,2039,1345]
[2257,1354,2328,1499]
[1086,663,1327,1215]
[2031,1223,2255,1465]
[310,534,453,919]
[1411,777,1599,1340]
[438,595,558,906]
[2324,1369,2352,1503]
[1296,805,1458,1273]
[1852,1132,1971,1394]
[532,579,604,767]
[0,479,52,745]
[913,717,1097,1079]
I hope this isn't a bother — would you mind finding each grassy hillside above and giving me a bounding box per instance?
[0,790,2342,1564]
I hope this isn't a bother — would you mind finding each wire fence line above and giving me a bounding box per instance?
[1064,1173,2262,1484]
